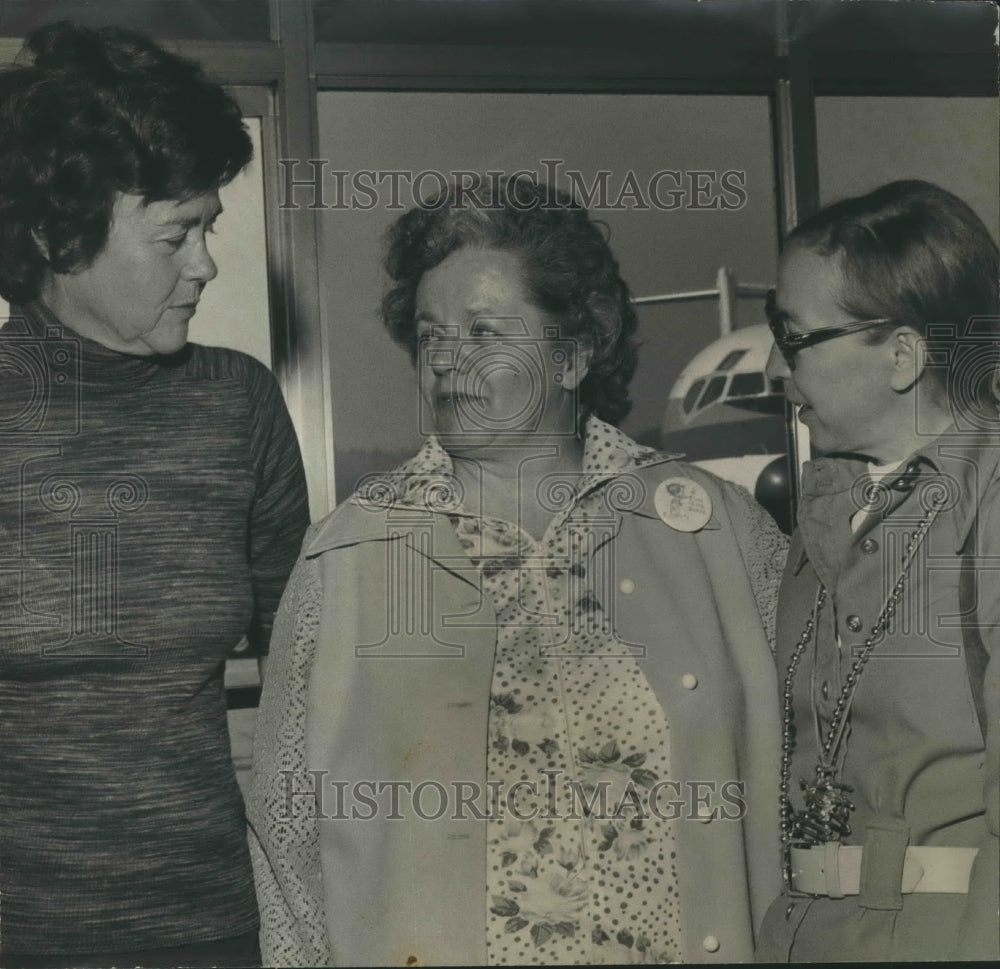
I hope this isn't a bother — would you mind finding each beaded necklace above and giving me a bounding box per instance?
[778,471,947,885]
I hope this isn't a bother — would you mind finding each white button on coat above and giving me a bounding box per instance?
[681,673,698,690]
[619,577,635,594]
[702,935,721,952]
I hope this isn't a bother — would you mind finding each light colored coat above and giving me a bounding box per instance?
[250,458,785,965]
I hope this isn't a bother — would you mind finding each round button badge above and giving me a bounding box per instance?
[654,477,712,533]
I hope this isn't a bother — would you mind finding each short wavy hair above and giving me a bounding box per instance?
[381,175,639,425]
[0,21,253,304]
[787,180,999,405]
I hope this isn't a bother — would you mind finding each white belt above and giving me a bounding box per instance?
[789,844,979,897]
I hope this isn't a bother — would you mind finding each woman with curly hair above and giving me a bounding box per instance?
[0,21,308,968]
[250,175,786,965]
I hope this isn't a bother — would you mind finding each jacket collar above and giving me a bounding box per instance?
[306,417,683,556]
[792,424,1000,574]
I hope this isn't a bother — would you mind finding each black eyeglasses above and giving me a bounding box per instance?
[765,289,892,369]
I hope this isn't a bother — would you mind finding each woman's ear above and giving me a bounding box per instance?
[558,344,593,392]
[888,326,925,393]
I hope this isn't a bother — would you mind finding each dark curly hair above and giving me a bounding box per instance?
[0,21,253,304]
[381,175,639,425]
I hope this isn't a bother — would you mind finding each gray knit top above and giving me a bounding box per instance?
[0,301,309,955]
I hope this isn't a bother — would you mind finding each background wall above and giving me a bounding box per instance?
[817,97,999,224]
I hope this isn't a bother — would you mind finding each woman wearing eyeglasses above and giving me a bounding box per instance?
[756,180,999,962]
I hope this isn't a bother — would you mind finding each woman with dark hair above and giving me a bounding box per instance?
[0,22,309,968]
[757,180,1000,962]
[249,176,786,965]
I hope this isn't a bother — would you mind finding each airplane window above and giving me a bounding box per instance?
[700,374,727,409]
[716,349,747,371]
[682,378,706,415]
[729,372,766,397]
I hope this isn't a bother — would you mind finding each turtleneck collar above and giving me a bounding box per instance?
[11,299,192,388]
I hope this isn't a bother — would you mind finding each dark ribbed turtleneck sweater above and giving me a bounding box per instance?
[0,301,309,954]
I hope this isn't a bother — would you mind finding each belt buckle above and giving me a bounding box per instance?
[783,843,819,898]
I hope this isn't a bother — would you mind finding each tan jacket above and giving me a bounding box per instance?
[250,458,785,965]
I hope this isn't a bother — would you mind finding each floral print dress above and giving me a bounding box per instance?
[399,419,685,964]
